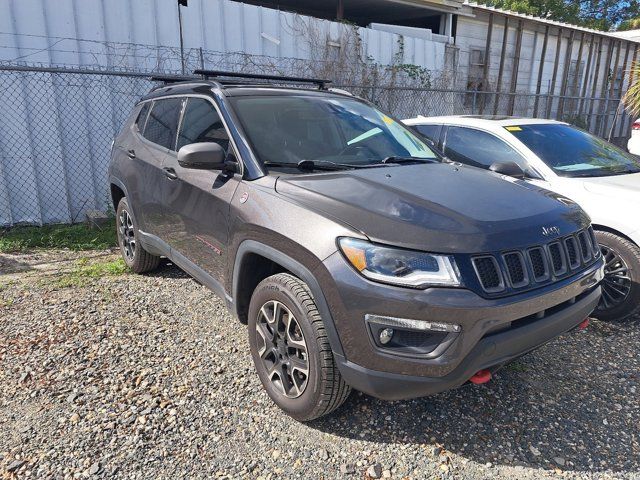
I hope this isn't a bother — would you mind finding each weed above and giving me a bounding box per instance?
[0,221,116,253]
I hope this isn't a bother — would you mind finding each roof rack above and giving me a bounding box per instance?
[193,69,332,89]
[150,74,200,84]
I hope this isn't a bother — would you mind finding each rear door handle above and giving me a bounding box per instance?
[163,167,178,180]
[127,149,136,159]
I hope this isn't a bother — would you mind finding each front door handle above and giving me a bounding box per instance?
[127,149,136,159]
[163,167,178,180]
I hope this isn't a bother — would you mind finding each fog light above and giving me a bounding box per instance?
[379,328,394,345]
[365,314,461,333]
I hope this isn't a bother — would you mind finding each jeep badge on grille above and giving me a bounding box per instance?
[542,226,561,237]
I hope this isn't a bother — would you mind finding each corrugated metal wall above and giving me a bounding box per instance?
[0,0,448,226]
[455,12,636,100]
[0,0,448,73]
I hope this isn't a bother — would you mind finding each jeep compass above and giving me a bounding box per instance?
[109,71,604,421]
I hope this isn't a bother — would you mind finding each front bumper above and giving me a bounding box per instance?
[335,286,599,400]
[315,252,603,400]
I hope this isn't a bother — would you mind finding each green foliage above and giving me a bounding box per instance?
[47,257,129,289]
[617,17,640,31]
[623,63,640,117]
[0,221,116,253]
[480,0,640,31]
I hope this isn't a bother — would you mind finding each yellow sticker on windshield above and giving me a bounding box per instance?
[381,115,394,125]
[505,126,522,132]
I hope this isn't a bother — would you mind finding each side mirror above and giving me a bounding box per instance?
[489,161,525,179]
[177,142,226,170]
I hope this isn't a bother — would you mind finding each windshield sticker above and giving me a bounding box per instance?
[505,126,522,132]
[347,127,383,146]
[381,114,394,125]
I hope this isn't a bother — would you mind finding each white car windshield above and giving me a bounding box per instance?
[230,95,439,171]
[507,123,640,177]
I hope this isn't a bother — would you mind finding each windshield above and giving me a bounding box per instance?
[229,95,438,170]
[507,123,640,177]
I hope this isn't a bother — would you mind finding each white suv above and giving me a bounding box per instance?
[404,115,640,321]
[629,119,640,155]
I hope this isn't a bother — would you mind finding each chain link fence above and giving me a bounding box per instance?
[0,65,634,227]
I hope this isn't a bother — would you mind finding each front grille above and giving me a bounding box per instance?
[528,247,549,281]
[503,252,527,287]
[565,236,580,269]
[472,256,503,292]
[578,231,592,262]
[471,228,599,294]
[587,226,601,258]
[548,242,567,275]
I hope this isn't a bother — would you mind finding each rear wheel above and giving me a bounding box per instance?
[593,231,640,322]
[248,273,351,421]
[116,198,160,274]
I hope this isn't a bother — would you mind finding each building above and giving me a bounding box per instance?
[612,29,640,42]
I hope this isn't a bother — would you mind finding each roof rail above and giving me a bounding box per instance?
[150,74,200,84]
[192,69,332,89]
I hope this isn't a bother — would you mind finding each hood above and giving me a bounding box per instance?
[275,163,590,253]
[581,172,640,203]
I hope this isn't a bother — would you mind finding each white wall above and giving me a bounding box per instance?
[0,0,450,225]
[0,0,449,75]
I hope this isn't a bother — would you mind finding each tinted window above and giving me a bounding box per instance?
[414,124,442,143]
[135,103,150,131]
[508,123,640,177]
[177,98,230,152]
[444,126,527,169]
[229,96,438,169]
[143,98,183,150]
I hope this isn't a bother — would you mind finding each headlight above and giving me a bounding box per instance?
[338,237,461,288]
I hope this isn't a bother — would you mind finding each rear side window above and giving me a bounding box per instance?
[413,124,442,144]
[177,98,230,152]
[444,126,527,169]
[143,98,184,150]
[135,103,150,132]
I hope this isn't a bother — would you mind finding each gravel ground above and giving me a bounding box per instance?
[1,249,639,479]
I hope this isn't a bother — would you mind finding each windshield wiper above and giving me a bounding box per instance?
[381,156,439,165]
[263,160,352,172]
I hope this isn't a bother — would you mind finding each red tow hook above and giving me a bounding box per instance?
[469,369,492,385]
[577,318,590,330]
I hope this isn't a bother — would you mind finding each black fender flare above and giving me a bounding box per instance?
[232,240,345,358]
[109,176,130,208]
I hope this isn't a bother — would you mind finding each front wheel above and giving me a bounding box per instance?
[248,273,351,421]
[593,231,640,322]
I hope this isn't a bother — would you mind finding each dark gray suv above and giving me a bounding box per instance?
[109,71,604,421]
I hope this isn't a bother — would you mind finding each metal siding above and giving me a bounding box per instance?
[0,0,447,225]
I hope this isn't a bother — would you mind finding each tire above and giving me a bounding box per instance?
[248,273,351,421]
[593,230,640,322]
[116,197,160,274]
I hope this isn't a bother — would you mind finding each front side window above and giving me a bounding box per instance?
[413,124,442,144]
[507,123,640,177]
[228,95,438,170]
[143,98,184,150]
[177,98,229,152]
[444,126,527,169]
[135,103,150,132]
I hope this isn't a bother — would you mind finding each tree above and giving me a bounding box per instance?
[617,18,640,31]
[481,0,640,31]
[623,63,640,118]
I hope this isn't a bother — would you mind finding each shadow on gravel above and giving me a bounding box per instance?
[310,320,640,475]
[146,259,192,279]
[0,254,32,274]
